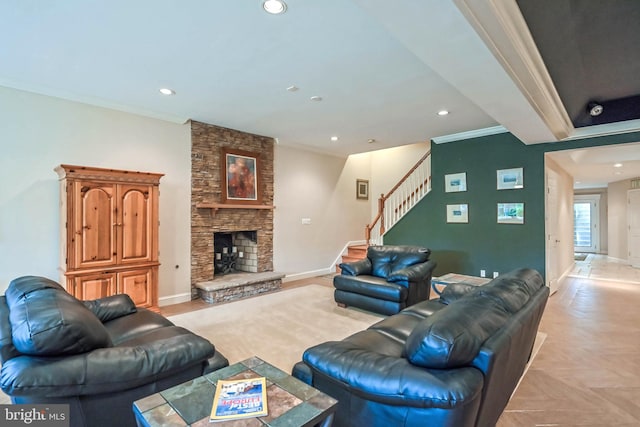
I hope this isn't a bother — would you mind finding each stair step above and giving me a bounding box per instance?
[341,255,364,264]
[347,244,368,257]
[336,244,369,273]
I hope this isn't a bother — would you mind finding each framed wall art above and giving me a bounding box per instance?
[221,148,261,205]
[356,179,369,200]
[445,172,467,192]
[497,167,524,190]
[497,202,524,224]
[446,204,468,223]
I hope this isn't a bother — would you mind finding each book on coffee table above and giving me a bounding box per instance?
[210,377,268,422]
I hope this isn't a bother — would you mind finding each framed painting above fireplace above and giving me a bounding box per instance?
[221,148,262,205]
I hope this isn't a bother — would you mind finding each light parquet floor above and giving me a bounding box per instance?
[498,254,640,426]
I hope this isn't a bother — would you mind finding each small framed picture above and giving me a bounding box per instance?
[445,172,467,192]
[497,168,524,190]
[446,204,469,223]
[356,179,369,200]
[497,203,524,224]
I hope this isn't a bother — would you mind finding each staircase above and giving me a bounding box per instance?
[337,149,432,272]
[365,149,432,245]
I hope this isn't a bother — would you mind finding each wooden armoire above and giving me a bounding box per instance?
[55,164,163,311]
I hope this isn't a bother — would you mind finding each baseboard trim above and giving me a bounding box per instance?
[159,292,192,307]
[283,268,334,283]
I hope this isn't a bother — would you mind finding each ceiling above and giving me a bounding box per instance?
[1,0,639,186]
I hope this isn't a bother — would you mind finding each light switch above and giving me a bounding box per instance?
[301,218,311,225]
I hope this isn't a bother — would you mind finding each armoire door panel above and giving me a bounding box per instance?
[74,182,117,269]
[71,272,117,301]
[118,268,154,308]
[119,185,152,263]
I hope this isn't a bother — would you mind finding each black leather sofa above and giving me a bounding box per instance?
[0,276,229,427]
[334,245,437,315]
[294,268,549,427]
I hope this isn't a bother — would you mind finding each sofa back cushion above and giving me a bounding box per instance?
[368,245,430,279]
[405,294,509,368]
[5,276,112,356]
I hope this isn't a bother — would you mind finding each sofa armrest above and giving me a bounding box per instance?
[387,260,437,284]
[0,326,214,397]
[339,258,372,276]
[83,294,137,323]
[301,342,483,408]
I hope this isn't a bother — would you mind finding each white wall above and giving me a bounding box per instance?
[0,86,192,300]
[545,157,575,283]
[273,145,371,278]
[608,178,632,260]
[369,141,430,220]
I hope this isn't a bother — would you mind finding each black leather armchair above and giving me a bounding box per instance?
[334,245,437,315]
[0,276,229,427]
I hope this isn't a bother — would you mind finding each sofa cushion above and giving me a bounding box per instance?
[405,295,509,368]
[5,276,112,356]
[368,245,430,279]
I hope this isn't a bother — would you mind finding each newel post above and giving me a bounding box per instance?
[378,194,386,236]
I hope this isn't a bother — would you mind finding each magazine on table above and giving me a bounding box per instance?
[210,376,268,422]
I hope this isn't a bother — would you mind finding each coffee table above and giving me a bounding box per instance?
[133,356,338,427]
[431,273,491,296]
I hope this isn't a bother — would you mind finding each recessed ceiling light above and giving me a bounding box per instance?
[614,163,623,168]
[310,96,323,102]
[330,136,339,142]
[159,88,175,96]
[367,139,376,143]
[263,0,287,14]
[437,110,449,116]
[286,85,299,92]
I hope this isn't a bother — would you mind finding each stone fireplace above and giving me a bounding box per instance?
[190,121,282,303]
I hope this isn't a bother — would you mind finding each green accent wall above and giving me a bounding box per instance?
[384,130,640,279]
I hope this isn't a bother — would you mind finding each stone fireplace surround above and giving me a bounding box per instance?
[191,121,281,302]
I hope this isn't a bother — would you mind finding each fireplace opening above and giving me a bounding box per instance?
[213,231,258,275]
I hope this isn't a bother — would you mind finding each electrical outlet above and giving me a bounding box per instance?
[493,271,499,278]
[480,270,486,277]
[301,218,311,225]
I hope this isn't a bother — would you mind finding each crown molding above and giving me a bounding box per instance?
[453,0,574,142]
[432,125,508,144]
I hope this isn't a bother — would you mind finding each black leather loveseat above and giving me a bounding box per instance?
[294,268,549,427]
[0,276,229,427]
[334,245,437,315]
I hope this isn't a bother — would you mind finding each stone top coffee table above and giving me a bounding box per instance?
[133,356,338,427]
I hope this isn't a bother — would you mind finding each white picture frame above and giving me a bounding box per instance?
[445,172,467,192]
[497,202,524,224]
[446,204,469,223]
[497,167,524,190]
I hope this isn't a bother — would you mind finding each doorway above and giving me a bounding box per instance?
[574,195,600,253]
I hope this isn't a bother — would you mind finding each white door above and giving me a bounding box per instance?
[628,190,640,267]
[574,195,600,253]
[545,168,560,294]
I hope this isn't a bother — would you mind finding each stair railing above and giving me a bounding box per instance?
[365,149,432,245]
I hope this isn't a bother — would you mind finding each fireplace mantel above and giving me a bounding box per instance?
[196,202,274,210]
